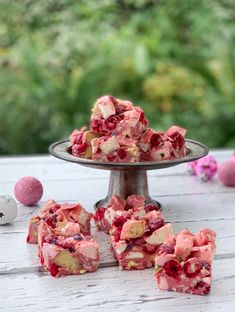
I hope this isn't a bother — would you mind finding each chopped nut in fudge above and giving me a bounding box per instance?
[154,228,216,295]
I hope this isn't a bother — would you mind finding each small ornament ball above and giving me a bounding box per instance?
[0,195,18,225]
[196,155,218,182]
[14,176,43,206]
[218,154,235,186]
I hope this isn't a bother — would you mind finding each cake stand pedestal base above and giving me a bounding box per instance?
[94,169,161,210]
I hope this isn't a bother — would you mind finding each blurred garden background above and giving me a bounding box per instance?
[0,0,235,155]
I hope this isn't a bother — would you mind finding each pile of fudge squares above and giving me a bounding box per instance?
[27,96,215,295]
[69,95,187,162]
[27,195,216,296]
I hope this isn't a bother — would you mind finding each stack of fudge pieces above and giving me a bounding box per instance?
[27,200,99,277]
[155,228,216,295]
[69,95,187,162]
[27,196,216,295]
[94,194,216,295]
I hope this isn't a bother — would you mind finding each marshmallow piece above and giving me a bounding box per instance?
[144,223,173,245]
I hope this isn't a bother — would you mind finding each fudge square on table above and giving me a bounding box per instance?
[27,200,93,244]
[154,228,216,295]
[38,220,99,277]
[94,194,154,234]
[109,203,173,270]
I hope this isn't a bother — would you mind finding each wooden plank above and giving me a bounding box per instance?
[1,174,234,210]
[1,191,235,234]
[0,151,234,311]
[0,150,233,183]
[0,257,234,312]
[0,217,234,273]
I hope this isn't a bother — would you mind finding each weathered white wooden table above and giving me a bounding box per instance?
[0,150,235,312]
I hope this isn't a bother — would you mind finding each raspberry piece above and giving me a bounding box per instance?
[157,244,175,255]
[194,281,210,294]
[147,218,165,232]
[163,259,182,279]
[26,235,30,243]
[94,207,106,222]
[72,143,88,156]
[104,116,117,131]
[170,132,185,149]
[183,258,203,278]
[49,263,59,277]
[107,154,116,162]
[113,227,122,242]
[117,148,127,160]
[143,245,159,255]
[150,132,164,148]
[144,204,158,213]
[90,119,103,133]
[112,215,126,227]
[45,215,57,228]
[47,235,58,245]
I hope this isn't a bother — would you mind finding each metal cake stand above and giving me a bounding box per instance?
[49,139,208,211]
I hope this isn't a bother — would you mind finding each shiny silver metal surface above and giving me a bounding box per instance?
[49,139,208,210]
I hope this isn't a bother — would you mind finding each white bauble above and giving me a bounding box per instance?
[0,195,18,225]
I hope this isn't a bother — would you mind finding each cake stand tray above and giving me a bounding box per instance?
[49,139,208,210]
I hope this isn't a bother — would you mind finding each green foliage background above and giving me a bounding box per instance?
[0,0,235,154]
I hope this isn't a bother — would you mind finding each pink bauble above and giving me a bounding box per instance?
[218,159,235,186]
[14,176,43,206]
[195,155,218,182]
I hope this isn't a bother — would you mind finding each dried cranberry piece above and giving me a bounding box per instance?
[147,218,165,232]
[72,132,83,145]
[105,116,117,131]
[108,95,118,104]
[117,148,127,160]
[170,132,185,150]
[72,143,88,156]
[126,241,134,251]
[107,154,116,162]
[26,235,30,242]
[112,215,126,227]
[144,204,158,213]
[73,233,83,241]
[150,133,164,148]
[200,260,211,271]
[163,259,182,279]
[49,207,58,214]
[47,235,58,245]
[94,207,106,222]
[90,118,103,133]
[157,244,175,255]
[194,281,211,294]
[183,258,203,278]
[49,263,59,277]
[113,227,122,242]
[143,245,159,255]
[45,215,57,228]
